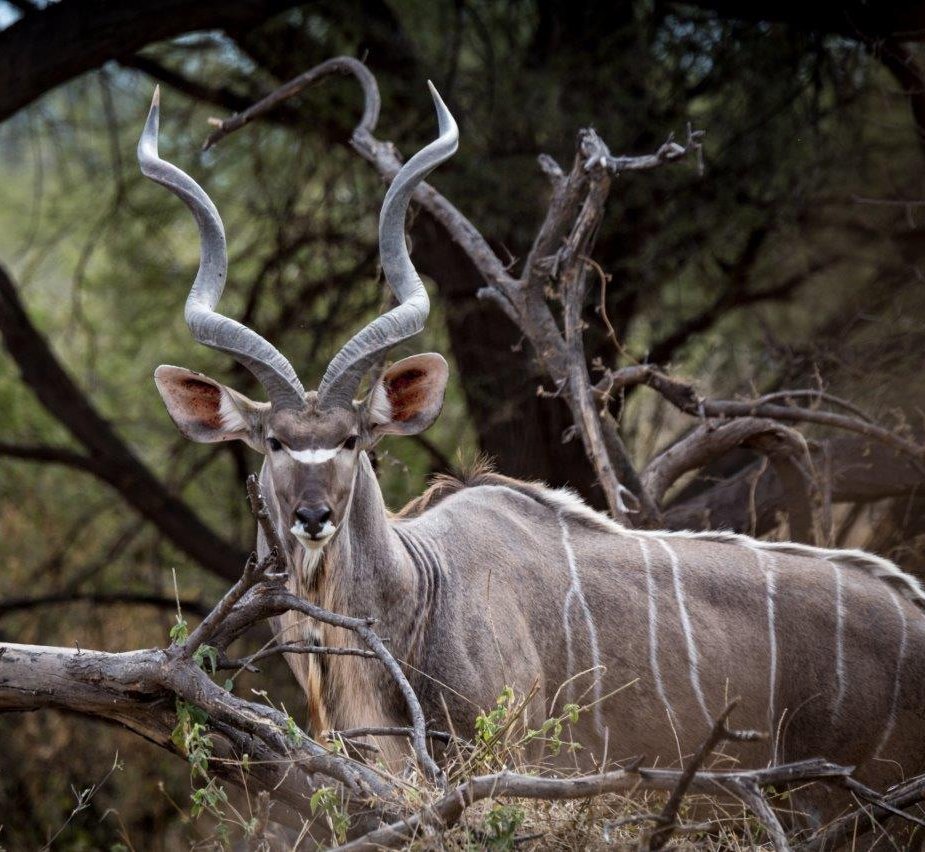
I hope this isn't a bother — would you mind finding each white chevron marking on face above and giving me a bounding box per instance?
[286,446,338,464]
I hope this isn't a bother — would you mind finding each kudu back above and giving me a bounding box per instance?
[140,84,925,822]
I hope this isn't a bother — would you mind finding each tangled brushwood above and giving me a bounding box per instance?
[2,479,925,849]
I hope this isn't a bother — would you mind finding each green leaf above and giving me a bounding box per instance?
[310,786,336,815]
[193,643,218,674]
[485,803,525,850]
[284,714,302,745]
[169,614,188,646]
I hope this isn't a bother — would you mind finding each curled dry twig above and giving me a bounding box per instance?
[200,55,925,536]
[202,55,700,525]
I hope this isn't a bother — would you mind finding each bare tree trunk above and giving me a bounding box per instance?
[0,265,248,581]
[411,215,603,502]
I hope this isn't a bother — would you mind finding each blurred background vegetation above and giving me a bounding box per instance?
[0,0,923,846]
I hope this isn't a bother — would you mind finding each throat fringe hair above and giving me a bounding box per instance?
[298,546,326,594]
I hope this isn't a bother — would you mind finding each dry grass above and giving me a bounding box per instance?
[289,684,804,851]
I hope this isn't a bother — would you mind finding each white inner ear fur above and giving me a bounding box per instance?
[367,380,393,427]
[218,391,250,433]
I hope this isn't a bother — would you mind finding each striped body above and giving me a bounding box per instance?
[267,457,925,812]
[138,82,921,833]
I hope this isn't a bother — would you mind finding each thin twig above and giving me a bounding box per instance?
[218,642,378,671]
[596,365,925,467]
[328,726,456,744]
[647,699,764,850]
[246,473,288,562]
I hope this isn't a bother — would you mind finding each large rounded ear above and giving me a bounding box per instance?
[154,365,267,451]
[367,353,449,437]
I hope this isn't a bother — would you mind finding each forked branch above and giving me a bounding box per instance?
[203,57,709,524]
[206,57,925,534]
[4,484,925,844]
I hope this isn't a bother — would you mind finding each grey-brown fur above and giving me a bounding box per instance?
[260,457,925,809]
[142,83,925,832]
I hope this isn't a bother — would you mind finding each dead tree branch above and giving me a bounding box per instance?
[646,699,766,850]
[0,263,248,581]
[203,56,705,525]
[0,641,393,806]
[328,726,456,745]
[596,364,925,464]
[219,642,378,673]
[0,475,447,821]
[203,55,916,536]
[665,436,925,534]
[334,754,862,851]
[334,697,925,851]
[642,418,819,542]
[805,772,925,850]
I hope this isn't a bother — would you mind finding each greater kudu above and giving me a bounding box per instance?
[140,84,925,825]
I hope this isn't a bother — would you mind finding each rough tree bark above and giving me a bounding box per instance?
[203,57,925,544]
[411,214,603,499]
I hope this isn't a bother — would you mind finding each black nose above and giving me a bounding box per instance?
[294,504,332,537]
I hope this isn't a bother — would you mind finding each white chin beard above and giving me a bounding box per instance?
[290,524,336,550]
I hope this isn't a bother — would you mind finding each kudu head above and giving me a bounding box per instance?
[139,84,457,551]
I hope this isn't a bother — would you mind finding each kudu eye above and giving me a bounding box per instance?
[342,435,358,451]
[267,437,282,452]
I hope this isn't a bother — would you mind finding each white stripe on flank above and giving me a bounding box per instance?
[535,485,925,608]
[765,555,778,739]
[655,538,712,726]
[557,510,604,735]
[639,536,677,726]
[874,589,908,757]
[286,446,338,464]
[831,562,847,721]
[748,544,779,758]
[562,586,576,702]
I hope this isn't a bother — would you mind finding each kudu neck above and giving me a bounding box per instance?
[316,453,425,631]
